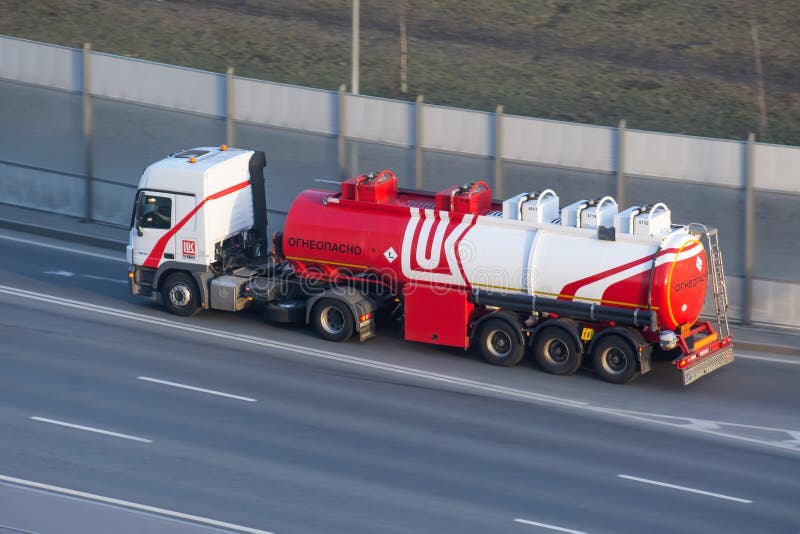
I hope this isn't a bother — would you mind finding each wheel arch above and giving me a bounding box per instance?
[530,318,583,354]
[470,310,524,346]
[589,326,652,374]
[154,262,212,308]
[306,287,377,342]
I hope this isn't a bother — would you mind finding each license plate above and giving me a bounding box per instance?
[682,347,734,385]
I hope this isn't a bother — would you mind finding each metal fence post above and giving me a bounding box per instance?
[744,132,756,325]
[351,0,360,95]
[82,42,94,222]
[226,67,235,147]
[415,95,424,189]
[494,105,504,198]
[616,119,626,208]
[338,84,347,180]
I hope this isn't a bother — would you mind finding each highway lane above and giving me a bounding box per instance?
[1,295,799,534]
[0,481,256,534]
[0,231,798,533]
[1,229,799,434]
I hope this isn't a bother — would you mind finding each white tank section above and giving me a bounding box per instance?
[456,197,704,330]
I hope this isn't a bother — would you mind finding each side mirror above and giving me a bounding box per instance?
[134,199,144,237]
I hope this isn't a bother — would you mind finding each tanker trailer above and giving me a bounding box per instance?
[280,171,733,385]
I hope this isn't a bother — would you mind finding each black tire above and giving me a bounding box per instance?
[592,335,640,384]
[532,326,583,375]
[161,272,201,316]
[311,298,354,342]
[476,318,525,367]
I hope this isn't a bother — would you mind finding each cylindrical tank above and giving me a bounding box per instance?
[282,189,708,331]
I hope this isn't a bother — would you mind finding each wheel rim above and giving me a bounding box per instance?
[168,283,192,308]
[320,306,346,335]
[543,338,569,364]
[486,329,512,358]
[601,347,628,375]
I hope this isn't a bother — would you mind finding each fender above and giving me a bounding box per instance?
[470,311,525,346]
[153,262,213,308]
[530,317,583,353]
[306,288,377,342]
[589,326,652,374]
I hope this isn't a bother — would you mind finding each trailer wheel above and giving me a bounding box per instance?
[477,319,524,367]
[311,298,354,342]
[592,335,639,384]
[162,272,200,317]
[532,326,582,375]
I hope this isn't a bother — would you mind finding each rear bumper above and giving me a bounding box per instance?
[675,342,734,385]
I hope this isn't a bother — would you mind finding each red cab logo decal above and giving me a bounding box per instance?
[182,239,196,258]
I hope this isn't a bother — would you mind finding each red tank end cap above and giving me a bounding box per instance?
[653,243,709,331]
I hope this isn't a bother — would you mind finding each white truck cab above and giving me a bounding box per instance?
[128,146,268,314]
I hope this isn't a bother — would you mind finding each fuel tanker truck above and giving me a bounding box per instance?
[128,146,734,385]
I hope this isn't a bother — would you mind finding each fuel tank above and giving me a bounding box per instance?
[282,174,708,331]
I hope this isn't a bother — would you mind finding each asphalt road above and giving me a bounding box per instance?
[0,229,798,534]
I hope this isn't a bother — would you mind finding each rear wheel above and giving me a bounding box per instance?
[476,318,524,367]
[161,272,201,316]
[592,335,640,384]
[311,298,354,342]
[532,326,582,375]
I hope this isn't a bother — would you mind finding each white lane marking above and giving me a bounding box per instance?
[44,271,128,285]
[589,406,800,452]
[44,270,74,277]
[82,274,128,285]
[0,284,588,410]
[514,518,587,534]
[603,408,798,434]
[3,284,800,454]
[618,474,752,504]
[0,474,274,534]
[736,353,800,365]
[0,234,126,263]
[138,376,256,402]
[30,417,152,443]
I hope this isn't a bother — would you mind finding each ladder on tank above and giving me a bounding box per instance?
[690,224,730,339]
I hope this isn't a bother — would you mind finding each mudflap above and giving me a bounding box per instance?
[679,345,735,385]
[358,314,376,342]
[306,288,377,343]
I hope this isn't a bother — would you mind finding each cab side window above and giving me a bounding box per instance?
[140,195,172,229]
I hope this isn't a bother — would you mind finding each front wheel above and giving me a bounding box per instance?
[592,335,640,384]
[311,298,354,342]
[476,318,524,367]
[161,272,201,316]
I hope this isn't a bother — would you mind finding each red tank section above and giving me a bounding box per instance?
[282,189,409,282]
[282,172,497,288]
